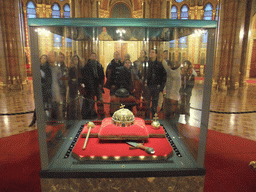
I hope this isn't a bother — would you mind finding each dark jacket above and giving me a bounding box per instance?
[40,62,52,102]
[104,59,122,89]
[68,67,79,98]
[115,66,133,94]
[180,72,195,96]
[147,59,166,92]
[82,59,105,94]
[132,57,148,84]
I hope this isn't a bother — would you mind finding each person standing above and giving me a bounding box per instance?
[145,49,166,118]
[29,54,51,126]
[57,52,68,117]
[160,56,181,121]
[132,50,149,104]
[104,51,122,96]
[158,50,173,112]
[180,60,196,123]
[67,55,82,119]
[81,52,105,119]
[47,51,63,120]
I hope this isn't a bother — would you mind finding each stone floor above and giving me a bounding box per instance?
[0,79,256,142]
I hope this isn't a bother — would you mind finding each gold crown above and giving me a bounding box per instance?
[112,104,135,127]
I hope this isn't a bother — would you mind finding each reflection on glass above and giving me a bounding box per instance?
[35,26,207,163]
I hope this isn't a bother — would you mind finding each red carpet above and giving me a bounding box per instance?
[204,130,256,192]
[0,130,41,192]
[0,128,256,192]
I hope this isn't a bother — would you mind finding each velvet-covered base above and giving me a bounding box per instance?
[72,136,173,161]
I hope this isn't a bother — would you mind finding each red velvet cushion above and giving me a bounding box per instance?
[98,117,149,140]
[81,119,166,138]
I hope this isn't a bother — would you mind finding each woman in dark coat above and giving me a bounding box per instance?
[67,55,81,119]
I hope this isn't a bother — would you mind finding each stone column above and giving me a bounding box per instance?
[36,4,43,18]
[91,0,97,18]
[45,5,52,18]
[239,0,253,86]
[161,0,167,19]
[145,0,151,18]
[214,0,248,89]
[0,0,27,89]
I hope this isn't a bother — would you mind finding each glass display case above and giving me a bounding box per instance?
[28,18,217,180]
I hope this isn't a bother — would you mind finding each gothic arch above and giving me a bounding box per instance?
[110,3,131,18]
[109,0,133,13]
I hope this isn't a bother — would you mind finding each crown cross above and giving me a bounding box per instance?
[120,104,125,109]
[153,113,159,121]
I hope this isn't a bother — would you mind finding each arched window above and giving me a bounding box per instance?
[179,36,187,48]
[171,6,178,19]
[63,4,70,18]
[53,34,62,47]
[203,3,213,20]
[52,3,61,18]
[180,5,189,19]
[27,1,36,18]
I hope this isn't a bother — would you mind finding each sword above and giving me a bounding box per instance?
[126,141,155,155]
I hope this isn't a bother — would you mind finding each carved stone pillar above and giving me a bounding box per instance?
[189,7,195,20]
[177,10,181,19]
[91,0,97,18]
[46,5,52,18]
[212,9,216,20]
[145,0,151,18]
[214,0,248,89]
[36,4,43,18]
[198,6,204,20]
[161,0,167,19]
[0,0,27,89]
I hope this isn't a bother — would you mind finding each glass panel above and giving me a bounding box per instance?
[32,24,210,168]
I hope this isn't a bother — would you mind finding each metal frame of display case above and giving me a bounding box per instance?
[28,18,217,178]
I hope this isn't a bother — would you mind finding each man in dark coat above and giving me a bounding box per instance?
[132,50,149,113]
[81,52,105,119]
[115,59,133,94]
[104,51,122,96]
[145,49,166,118]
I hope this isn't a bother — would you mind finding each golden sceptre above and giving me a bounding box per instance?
[82,121,95,150]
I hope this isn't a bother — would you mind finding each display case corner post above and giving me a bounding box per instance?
[197,28,216,168]
[29,26,49,170]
